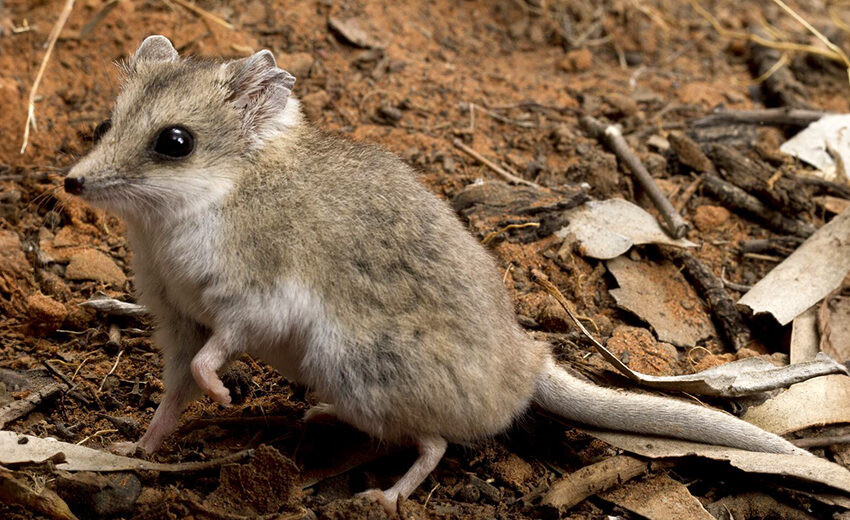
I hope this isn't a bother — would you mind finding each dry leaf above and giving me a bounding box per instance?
[556,199,695,260]
[596,343,845,397]
[599,473,714,520]
[607,256,715,347]
[742,375,850,435]
[780,114,850,182]
[738,207,850,325]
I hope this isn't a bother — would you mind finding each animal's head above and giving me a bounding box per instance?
[65,35,299,221]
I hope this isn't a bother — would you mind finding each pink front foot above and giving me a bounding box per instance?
[191,361,231,405]
[190,338,231,405]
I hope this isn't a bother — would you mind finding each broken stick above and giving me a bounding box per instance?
[659,246,752,352]
[693,108,828,128]
[702,174,815,238]
[0,381,66,429]
[580,115,689,239]
[452,138,541,189]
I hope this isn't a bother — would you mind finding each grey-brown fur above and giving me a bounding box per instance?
[65,36,808,515]
[219,127,548,442]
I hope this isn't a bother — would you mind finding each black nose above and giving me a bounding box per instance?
[64,176,85,195]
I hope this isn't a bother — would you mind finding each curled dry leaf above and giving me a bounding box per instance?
[582,429,850,496]
[556,199,695,260]
[601,352,847,398]
[780,114,850,182]
[534,275,846,397]
[738,207,850,325]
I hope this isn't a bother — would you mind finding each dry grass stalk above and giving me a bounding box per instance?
[688,0,850,88]
[20,0,76,155]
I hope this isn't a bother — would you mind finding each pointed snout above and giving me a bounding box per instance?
[64,175,85,195]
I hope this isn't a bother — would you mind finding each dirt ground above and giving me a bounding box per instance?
[1,0,850,519]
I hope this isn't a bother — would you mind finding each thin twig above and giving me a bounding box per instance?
[693,107,828,128]
[481,222,540,245]
[580,115,689,238]
[21,0,76,154]
[772,0,850,86]
[452,139,541,189]
[793,433,850,448]
[688,0,847,65]
[97,350,124,393]
[660,247,753,351]
[75,428,118,446]
[674,175,703,214]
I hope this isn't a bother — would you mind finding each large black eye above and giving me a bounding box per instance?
[153,126,194,158]
[93,119,111,142]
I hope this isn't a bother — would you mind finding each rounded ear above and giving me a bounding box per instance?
[225,50,292,92]
[224,50,297,137]
[130,35,178,69]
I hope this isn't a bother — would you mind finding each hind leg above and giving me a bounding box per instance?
[358,435,447,516]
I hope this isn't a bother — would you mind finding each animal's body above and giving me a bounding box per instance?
[65,36,806,514]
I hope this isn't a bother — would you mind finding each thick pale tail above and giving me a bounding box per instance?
[533,357,809,455]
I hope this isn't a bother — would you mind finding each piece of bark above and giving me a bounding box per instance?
[739,237,803,257]
[706,143,813,214]
[702,174,815,238]
[452,181,588,243]
[543,455,658,508]
[668,131,713,173]
[0,381,66,428]
[0,467,78,520]
[749,27,812,109]
[659,247,752,351]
